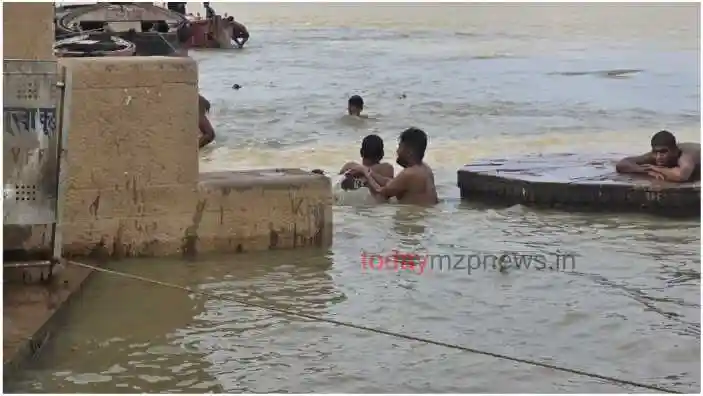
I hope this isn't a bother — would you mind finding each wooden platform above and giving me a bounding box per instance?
[457,153,700,217]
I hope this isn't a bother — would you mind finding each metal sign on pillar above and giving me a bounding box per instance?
[3,59,71,276]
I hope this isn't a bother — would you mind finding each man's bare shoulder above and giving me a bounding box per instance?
[679,142,701,157]
[422,163,436,179]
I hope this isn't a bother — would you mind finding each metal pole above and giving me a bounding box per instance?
[51,65,72,264]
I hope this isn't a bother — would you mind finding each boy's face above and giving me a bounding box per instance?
[348,104,362,116]
[652,145,678,167]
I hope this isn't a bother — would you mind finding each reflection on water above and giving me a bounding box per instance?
[7,2,701,394]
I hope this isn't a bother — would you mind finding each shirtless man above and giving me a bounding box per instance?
[615,130,700,183]
[198,94,215,148]
[351,127,439,206]
[227,17,250,48]
[339,135,394,198]
[173,25,216,149]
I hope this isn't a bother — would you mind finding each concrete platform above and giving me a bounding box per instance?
[193,169,333,256]
[457,153,701,217]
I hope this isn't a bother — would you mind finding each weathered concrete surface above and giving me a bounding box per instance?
[5,57,333,260]
[458,154,701,217]
[4,57,200,258]
[3,3,54,60]
[3,262,94,376]
[194,169,334,255]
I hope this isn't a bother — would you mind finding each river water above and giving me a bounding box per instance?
[7,3,701,393]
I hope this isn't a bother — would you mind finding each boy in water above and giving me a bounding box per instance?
[347,95,366,117]
[350,127,438,206]
[339,135,394,198]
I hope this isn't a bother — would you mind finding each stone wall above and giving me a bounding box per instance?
[58,56,200,257]
[3,2,333,259]
[5,56,333,258]
[3,3,55,60]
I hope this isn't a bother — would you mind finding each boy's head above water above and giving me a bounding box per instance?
[348,95,364,116]
[360,134,384,165]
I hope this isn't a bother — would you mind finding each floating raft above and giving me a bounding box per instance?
[457,153,700,217]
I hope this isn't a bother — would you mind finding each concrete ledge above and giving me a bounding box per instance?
[5,170,334,258]
[58,57,198,90]
[458,154,701,217]
[193,169,333,255]
[3,262,95,378]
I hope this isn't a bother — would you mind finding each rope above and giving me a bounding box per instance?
[67,261,683,394]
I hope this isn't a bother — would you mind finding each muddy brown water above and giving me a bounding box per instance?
[6,3,700,393]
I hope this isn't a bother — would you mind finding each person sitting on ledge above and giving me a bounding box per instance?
[615,130,700,182]
[339,134,395,197]
[198,94,215,148]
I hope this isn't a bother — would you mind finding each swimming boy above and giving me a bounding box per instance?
[347,95,365,117]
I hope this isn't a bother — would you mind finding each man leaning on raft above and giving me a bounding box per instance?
[615,130,700,183]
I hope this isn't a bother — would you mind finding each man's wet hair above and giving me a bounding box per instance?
[348,95,364,108]
[651,130,676,148]
[399,127,428,161]
[360,134,384,163]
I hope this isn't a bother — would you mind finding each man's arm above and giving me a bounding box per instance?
[364,168,411,199]
[615,153,654,174]
[367,170,393,186]
[348,164,393,186]
[649,154,696,182]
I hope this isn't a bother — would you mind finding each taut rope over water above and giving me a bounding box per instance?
[67,261,683,394]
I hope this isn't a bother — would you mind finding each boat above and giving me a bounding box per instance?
[186,14,250,49]
[177,2,250,49]
[54,34,136,57]
[55,2,186,36]
[52,2,249,56]
[54,2,187,57]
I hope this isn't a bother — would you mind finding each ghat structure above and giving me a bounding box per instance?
[3,4,332,260]
[3,2,331,373]
[457,153,700,217]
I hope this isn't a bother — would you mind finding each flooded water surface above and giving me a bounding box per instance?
[7,3,700,393]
